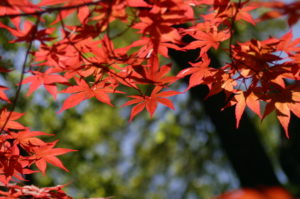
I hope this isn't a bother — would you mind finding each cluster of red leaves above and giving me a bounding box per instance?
[0,0,299,198]
[0,110,75,198]
[0,109,75,183]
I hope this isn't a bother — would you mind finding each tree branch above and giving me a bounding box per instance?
[0,16,40,132]
[0,0,102,18]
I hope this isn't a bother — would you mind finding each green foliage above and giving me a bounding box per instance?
[21,94,238,198]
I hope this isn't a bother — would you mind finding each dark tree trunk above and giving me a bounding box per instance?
[201,88,280,187]
[169,48,281,188]
[280,114,300,196]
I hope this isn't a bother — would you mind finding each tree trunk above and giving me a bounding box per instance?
[169,48,281,187]
[280,114,300,196]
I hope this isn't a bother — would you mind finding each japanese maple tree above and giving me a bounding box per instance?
[0,0,299,198]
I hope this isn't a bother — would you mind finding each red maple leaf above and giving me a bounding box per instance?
[0,109,24,131]
[10,129,53,151]
[0,86,11,103]
[123,86,181,121]
[0,0,39,17]
[0,19,54,43]
[29,140,76,175]
[262,85,300,138]
[59,78,121,112]
[183,21,230,56]
[0,140,35,185]
[22,69,69,99]
[177,54,217,90]
[126,0,151,7]
[39,0,96,24]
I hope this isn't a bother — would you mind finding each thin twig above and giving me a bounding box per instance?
[228,0,242,68]
[58,12,144,96]
[222,0,243,104]
[0,0,102,18]
[0,16,41,133]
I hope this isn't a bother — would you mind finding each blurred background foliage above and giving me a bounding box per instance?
[24,93,239,199]
[0,2,299,199]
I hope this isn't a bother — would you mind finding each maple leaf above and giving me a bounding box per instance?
[0,20,54,43]
[183,25,230,56]
[40,0,95,25]
[123,86,181,121]
[233,91,246,129]
[38,0,74,6]
[0,158,35,185]
[124,36,182,58]
[0,0,39,17]
[22,69,69,99]
[213,0,257,25]
[10,129,53,151]
[59,78,121,112]
[89,34,127,65]
[0,20,32,41]
[277,31,300,54]
[231,91,261,128]
[0,140,35,185]
[0,86,10,103]
[0,109,24,131]
[29,140,76,175]
[128,63,178,86]
[262,84,300,138]
[177,54,217,90]
[131,2,190,45]
[245,91,262,119]
[126,0,151,7]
